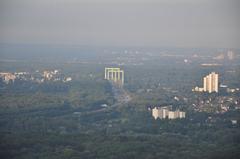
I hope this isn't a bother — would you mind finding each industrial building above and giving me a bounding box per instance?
[104,67,124,86]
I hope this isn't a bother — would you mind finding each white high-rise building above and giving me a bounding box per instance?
[203,72,219,93]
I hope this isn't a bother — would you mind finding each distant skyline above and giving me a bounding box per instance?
[0,0,239,48]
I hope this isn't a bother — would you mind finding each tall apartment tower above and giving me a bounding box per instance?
[203,72,219,93]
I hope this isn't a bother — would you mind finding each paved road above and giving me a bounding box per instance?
[111,84,131,104]
[77,84,131,116]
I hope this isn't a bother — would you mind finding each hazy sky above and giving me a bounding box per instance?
[0,0,239,48]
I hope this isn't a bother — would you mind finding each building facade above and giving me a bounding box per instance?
[152,107,186,120]
[203,72,219,93]
[193,72,219,93]
[104,67,124,86]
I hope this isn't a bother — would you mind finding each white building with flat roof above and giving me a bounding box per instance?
[193,72,219,93]
[203,72,219,93]
[152,107,159,120]
[152,107,186,120]
[168,111,175,119]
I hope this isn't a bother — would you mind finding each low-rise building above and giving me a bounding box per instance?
[152,107,159,120]
[168,111,176,119]
[0,72,16,84]
[151,106,186,120]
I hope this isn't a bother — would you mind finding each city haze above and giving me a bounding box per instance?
[0,1,240,159]
[0,0,240,48]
